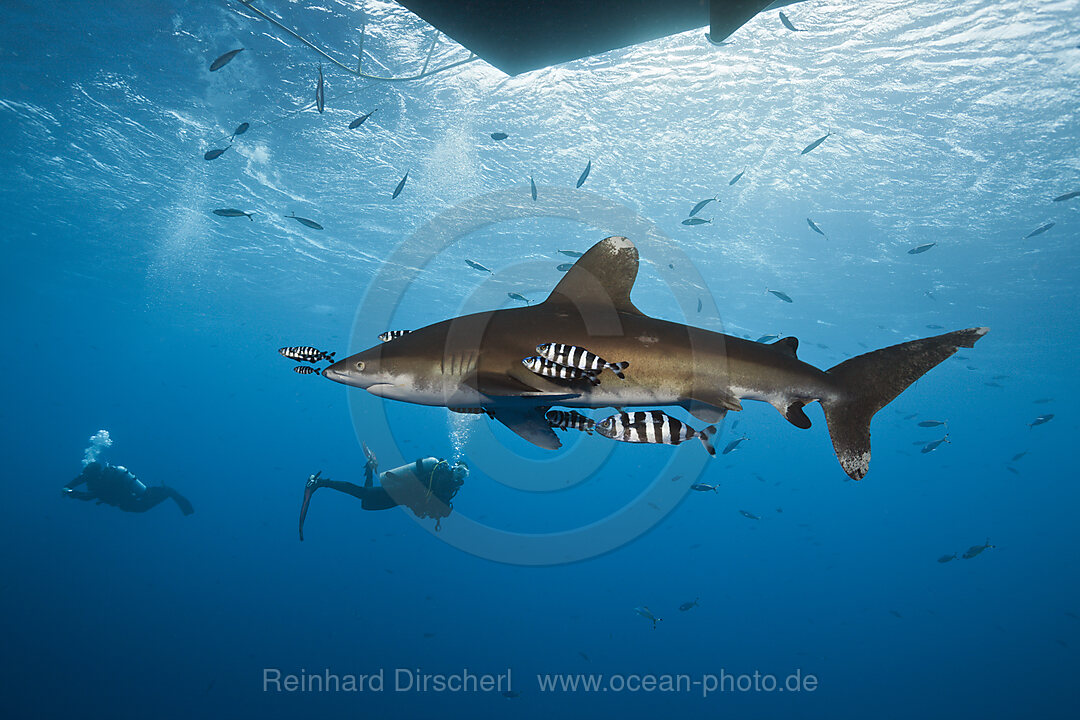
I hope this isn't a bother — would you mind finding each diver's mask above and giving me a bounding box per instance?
[450,461,469,484]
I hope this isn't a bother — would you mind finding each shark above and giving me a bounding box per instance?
[324,236,987,480]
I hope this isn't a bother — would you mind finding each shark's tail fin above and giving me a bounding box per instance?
[606,361,629,379]
[697,425,717,456]
[821,328,988,480]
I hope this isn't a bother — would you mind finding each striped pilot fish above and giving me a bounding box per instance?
[536,342,629,379]
[522,356,600,385]
[596,410,717,456]
[378,330,412,342]
[279,346,335,363]
[545,409,595,434]
[293,366,321,376]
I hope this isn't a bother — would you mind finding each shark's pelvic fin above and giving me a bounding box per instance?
[822,327,989,480]
[489,406,561,450]
[544,236,644,315]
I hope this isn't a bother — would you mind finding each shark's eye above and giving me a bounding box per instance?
[355,361,365,371]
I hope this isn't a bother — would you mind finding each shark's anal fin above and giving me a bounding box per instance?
[785,401,812,429]
[489,406,561,450]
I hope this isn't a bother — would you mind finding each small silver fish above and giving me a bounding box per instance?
[633,606,661,629]
[507,292,529,304]
[203,147,228,161]
[689,197,716,217]
[1024,222,1055,239]
[768,289,793,303]
[739,509,761,520]
[213,208,253,221]
[392,171,409,199]
[690,483,718,493]
[800,131,830,154]
[921,435,950,453]
[209,48,244,72]
[917,420,947,428]
[287,213,323,230]
[779,11,801,31]
[681,217,710,226]
[315,64,325,114]
[558,250,584,258]
[230,122,249,140]
[937,553,958,563]
[728,170,744,185]
[807,218,826,237]
[348,109,376,129]
[908,243,936,254]
[678,598,700,611]
[465,259,492,273]
[722,436,747,455]
[961,540,994,559]
[530,176,538,201]
[1052,190,1079,202]
[576,160,591,188]
[556,263,574,272]
[490,132,508,141]
[1029,414,1054,428]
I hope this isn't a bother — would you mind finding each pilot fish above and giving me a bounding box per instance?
[597,411,717,456]
[545,409,595,434]
[536,342,629,379]
[523,357,600,385]
[378,330,412,342]
[279,346,335,363]
[293,366,321,375]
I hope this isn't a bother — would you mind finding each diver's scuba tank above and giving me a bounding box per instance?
[115,465,147,496]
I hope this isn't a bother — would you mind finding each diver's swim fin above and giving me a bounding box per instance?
[299,478,319,542]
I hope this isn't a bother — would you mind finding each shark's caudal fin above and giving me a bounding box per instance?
[822,327,988,480]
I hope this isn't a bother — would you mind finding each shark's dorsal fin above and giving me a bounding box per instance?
[544,236,643,315]
[773,337,799,357]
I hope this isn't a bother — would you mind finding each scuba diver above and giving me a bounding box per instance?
[299,442,467,540]
[63,461,195,516]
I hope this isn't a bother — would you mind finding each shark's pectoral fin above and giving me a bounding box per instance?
[461,368,583,401]
[489,406,561,450]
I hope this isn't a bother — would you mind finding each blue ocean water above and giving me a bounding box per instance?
[2,0,1078,717]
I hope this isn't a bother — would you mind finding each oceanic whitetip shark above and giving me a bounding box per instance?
[324,236,987,480]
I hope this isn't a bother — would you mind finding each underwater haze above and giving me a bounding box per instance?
[2,0,1078,718]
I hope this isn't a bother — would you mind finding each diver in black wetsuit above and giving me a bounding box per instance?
[299,443,467,540]
[63,462,194,516]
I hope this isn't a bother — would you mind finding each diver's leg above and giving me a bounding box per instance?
[124,487,172,513]
[317,480,398,510]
